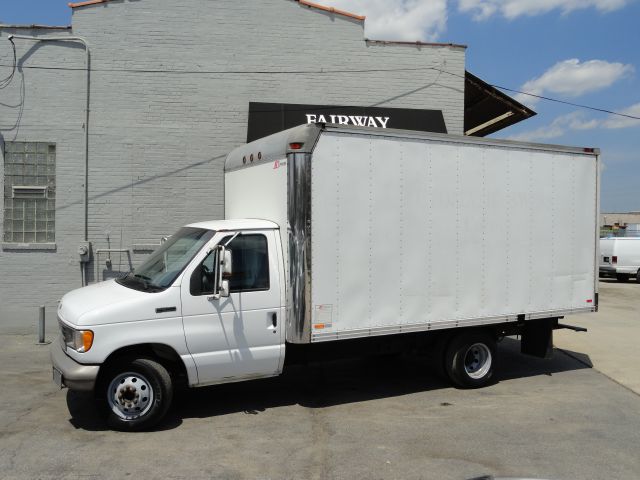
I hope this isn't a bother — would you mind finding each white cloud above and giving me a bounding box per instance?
[505,112,594,142]
[505,104,640,142]
[321,0,631,40]
[602,102,640,129]
[458,0,630,20]
[513,59,633,107]
[320,0,632,41]
[320,0,448,41]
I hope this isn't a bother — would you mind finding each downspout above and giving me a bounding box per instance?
[8,35,91,242]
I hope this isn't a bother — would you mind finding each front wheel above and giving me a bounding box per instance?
[444,331,497,388]
[103,358,173,431]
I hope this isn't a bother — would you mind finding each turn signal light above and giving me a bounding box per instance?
[82,330,94,352]
[71,329,94,353]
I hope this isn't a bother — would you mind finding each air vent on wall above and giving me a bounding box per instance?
[12,186,47,199]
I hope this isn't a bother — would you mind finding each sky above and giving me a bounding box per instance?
[1,0,639,212]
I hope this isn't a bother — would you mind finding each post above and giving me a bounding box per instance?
[38,305,46,344]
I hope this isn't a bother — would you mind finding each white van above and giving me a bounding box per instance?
[600,237,640,283]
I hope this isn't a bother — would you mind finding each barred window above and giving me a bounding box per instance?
[3,142,56,244]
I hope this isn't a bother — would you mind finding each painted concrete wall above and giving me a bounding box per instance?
[0,0,465,330]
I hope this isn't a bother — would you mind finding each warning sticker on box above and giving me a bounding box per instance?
[313,305,333,330]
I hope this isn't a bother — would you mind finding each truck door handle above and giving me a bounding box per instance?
[271,313,277,328]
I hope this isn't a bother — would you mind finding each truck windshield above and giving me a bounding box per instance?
[117,227,215,292]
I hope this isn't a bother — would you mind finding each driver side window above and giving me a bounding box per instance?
[189,234,270,296]
[223,234,270,293]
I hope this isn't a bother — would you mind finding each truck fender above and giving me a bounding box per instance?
[95,343,192,394]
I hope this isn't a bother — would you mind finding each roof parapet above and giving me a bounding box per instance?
[68,0,110,7]
[366,39,467,50]
[0,24,71,30]
[68,0,366,22]
[297,0,365,21]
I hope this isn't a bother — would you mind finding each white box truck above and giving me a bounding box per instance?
[600,237,640,282]
[51,124,600,430]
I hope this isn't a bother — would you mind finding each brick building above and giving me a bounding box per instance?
[0,0,532,328]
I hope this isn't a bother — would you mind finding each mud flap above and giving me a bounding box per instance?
[521,318,554,359]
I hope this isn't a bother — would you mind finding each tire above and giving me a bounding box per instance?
[103,358,173,431]
[636,270,640,284]
[444,331,496,389]
[616,274,629,282]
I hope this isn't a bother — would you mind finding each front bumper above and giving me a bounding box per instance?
[599,266,616,277]
[50,340,100,391]
[600,266,637,276]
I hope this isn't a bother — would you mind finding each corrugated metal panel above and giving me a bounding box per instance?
[310,129,598,341]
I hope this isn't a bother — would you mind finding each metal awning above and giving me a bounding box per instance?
[465,71,536,137]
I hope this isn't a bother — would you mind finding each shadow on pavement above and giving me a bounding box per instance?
[497,337,592,382]
[66,336,593,432]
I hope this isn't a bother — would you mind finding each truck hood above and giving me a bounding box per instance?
[58,279,182,327]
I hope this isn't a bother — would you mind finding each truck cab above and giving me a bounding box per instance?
[52,219,285,430]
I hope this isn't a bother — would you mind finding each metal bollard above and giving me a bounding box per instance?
[37,305,47,345]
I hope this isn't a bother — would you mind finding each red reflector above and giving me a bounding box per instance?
[289,143,304,150]
[586,299,593,303]
[612,256,618,264]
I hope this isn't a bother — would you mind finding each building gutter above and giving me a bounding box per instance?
[8,34,91,242]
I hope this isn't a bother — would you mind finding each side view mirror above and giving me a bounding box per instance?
[219,279,230,298]
[222,248,233,277]
[216,246,232,298]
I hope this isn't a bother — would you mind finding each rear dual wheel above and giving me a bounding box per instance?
[444,331,497,388]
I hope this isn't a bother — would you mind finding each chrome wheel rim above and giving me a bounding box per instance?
[107,372,154,420]
[464,343,492,379]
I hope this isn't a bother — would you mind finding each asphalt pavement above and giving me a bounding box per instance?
[1,280,639,480]
[555,278,640,395]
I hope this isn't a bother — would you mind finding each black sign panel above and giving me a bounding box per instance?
[247,102,447,142]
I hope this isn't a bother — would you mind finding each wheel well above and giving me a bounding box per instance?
[96,344,188,393]
[426,327,497,366]
[436,327,498,347]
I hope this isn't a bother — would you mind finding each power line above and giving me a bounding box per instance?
[0,37,16,88]
[0,62,445,75]
[0,60,638,121]
[491,84,640,121]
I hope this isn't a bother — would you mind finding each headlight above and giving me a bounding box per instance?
[59,321,94,353]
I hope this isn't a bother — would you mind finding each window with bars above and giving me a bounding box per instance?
[3,142,56,244]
